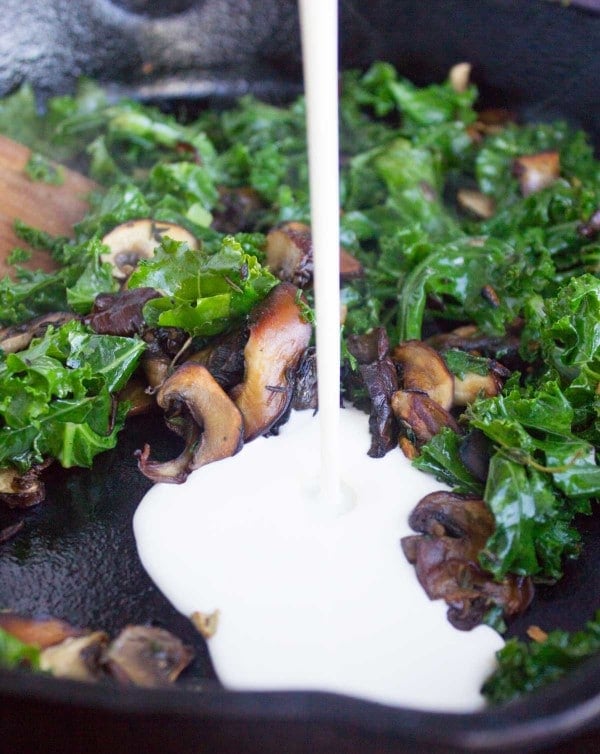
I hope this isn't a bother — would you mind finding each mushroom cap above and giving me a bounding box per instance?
[101,219,198,280]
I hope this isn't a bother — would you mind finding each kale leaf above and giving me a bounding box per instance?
[128,235,277,337]
[482,610,600,704]
[0,627,40,671]
[0,321,145,472]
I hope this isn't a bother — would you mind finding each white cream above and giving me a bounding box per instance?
[134,408,503,711]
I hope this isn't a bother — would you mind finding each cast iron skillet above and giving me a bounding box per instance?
[1,2,600,752]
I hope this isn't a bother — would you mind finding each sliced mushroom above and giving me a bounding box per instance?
[212,186,262,233]
[391,390,460,448]
[136,422,199,485]
[143,326,190,358]
[117,377,156,416]
[346,328,399,457]
[0,465,46,508]
[103,625,194,688]
[265,221,363,288]
[513,151,560,197]
[459,430,493,483]
[265,221,314,288]
[392,340,454,411]
[40,632,108,682]
[476,108,514,132]
[426,323,523,367]
[101,219,198,280]
[0,312,78,354]
[453,368,504,406]
[340,248,364,279]
[457,188,495,219]
[185,328,248,392]
[401,492,534,630]
[408,491,494,539]
[467,109,514,141]
[231,282,312,441]
[449,62,471,93]
[0,612,85,648]
[141,352,171,390]
[137,362,244,484]
[292,347,318,411]
[140,326,193,389]
[190,610,220,640]
[85,287,160,336]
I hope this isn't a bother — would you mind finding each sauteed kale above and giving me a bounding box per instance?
[0,63,599,700]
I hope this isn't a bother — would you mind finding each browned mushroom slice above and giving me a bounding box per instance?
[140,352,171,390]
[190,610,220,640]
[101,219,198,280]
[117,377,156,417]
[292,347,318,411]
[103,625,194,687]
[339,248,363,279]
[40,631,108,682]
[265,221,314,288]
[185,327,248,392]
[391,390,460,448]
[457,188,495,219]
[513,151,560,197]
[137,362,244,484]
[467,109,514,141]
[0,465,46,508]
[408,491,495,539]
[265,221,362,288]
[0,612,85,648]
[448,62,472,93]
[346,328,398,457]
[0,312,78,354]
[401,492,534,630]
[426,323,523,366]
[144,326,190,359]
[85,287,160,336]
[139,327,192,391]
[453,369,504,406]
[459,430,493,483]
[231,282,312,441]
[392,340,454,411]
[212,186,263,233]
[136,425,199,485]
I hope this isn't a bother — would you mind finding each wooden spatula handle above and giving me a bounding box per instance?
[0,135,97,277]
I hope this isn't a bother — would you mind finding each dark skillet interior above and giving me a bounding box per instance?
[1,2,600,753]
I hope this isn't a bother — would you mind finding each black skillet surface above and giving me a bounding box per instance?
[1,1,600,752]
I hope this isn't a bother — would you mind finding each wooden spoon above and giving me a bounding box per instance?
[0,134,97,278]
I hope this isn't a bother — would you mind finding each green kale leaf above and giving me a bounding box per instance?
[466,380,598,580]
[0,321,145,471]
[0,627,40,671]
[128,235,277,337]
[482,610,600,704]
[413,427,483,495]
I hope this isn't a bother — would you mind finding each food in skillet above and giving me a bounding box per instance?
[0,63,599,702]
[0,611,193,687]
